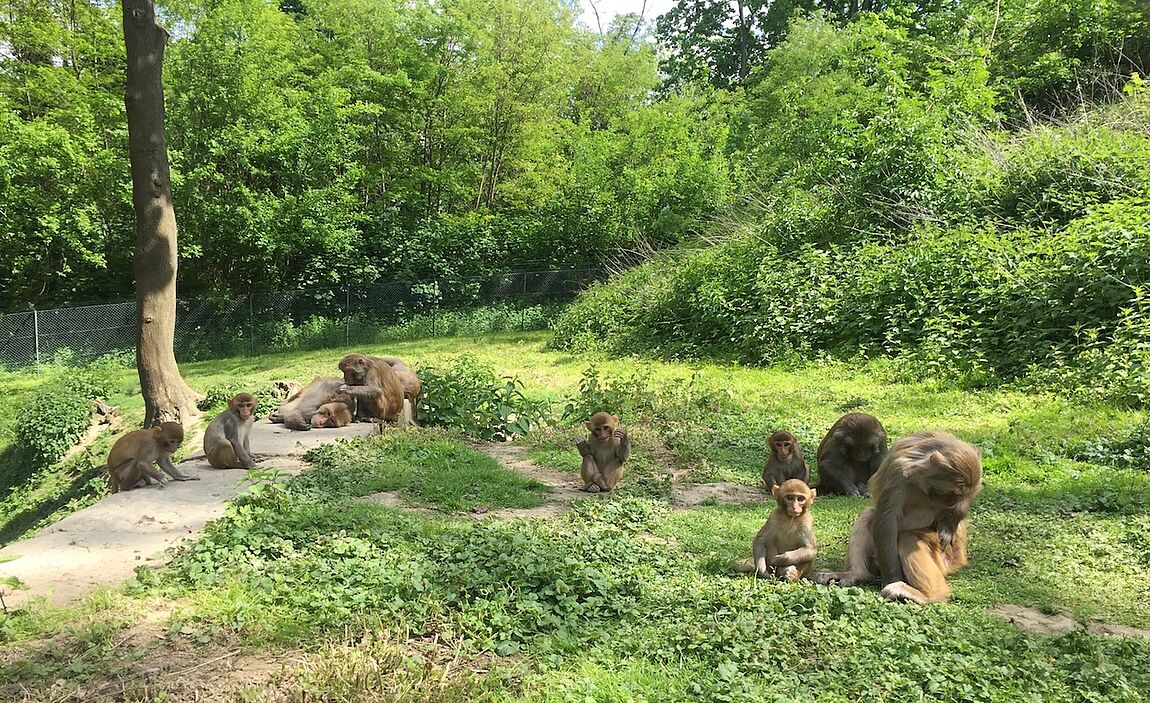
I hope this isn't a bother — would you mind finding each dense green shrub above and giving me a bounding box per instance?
[12,371,112,467]
[415,356,548,441]
[553,196,1150,404]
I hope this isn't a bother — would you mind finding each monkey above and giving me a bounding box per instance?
[376,356,422,400]
[337,353,405,423]
[813,431,983,604]
[310,391,355,428]
[762,430,810,490]
[740,478,818,580]
[575,411,630,493]
[816,413,887,496]
[269,376,347,431]
[106,422,197,493]
[203,393,258,469]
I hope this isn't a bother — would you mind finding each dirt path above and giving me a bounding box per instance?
[0,419,375,609]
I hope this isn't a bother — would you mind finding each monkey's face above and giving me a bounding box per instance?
[311,409,332,428]
[591,422,615,440]
[233,398,254,419]
[781,491,810,516]
[340,355,370,385]
[772,440,794,460]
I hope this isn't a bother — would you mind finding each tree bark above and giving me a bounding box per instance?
[122,0,199,426]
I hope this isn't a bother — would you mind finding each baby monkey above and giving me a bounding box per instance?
[750,478,818,580]
[575,411,630,493]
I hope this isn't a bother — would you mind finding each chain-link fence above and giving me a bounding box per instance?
[0,269,601,369]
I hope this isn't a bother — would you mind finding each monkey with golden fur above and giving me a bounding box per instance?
[107,422,197,493]
[752,478,818,580]
[337,353,406,423]
[814,431,983,604]
[575,412,630,493]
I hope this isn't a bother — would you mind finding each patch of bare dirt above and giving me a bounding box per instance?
[987,605,1150,640]
[673,481,766,507]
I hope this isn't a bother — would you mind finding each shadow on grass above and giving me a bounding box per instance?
[0,452,103,547]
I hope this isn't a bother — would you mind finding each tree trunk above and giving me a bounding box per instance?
[122,0,199,427]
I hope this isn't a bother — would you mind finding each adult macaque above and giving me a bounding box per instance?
[269,376,346,431]
[814,431,983,604]
[337,353,405,423]
[203,393,257,469]
[575,412,630,493]
[749,479,818,580]
[377,356,422,400]
[310,392,355,428]
[106,422,196,493]
[762,430,810,489]
[816,413,887,496]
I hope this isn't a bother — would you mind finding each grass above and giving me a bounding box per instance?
[1,331,1149,701]
[295,432,552,512]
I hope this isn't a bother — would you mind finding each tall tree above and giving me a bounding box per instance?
[122,0,198,425]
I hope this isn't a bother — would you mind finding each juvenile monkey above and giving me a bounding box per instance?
[762,430,810,489]
[204,393,258,469]
[750,479,818,580]
[575,412,630,493]
[106,422,196,493]
[310,392,355,428]
[814,431,983,604]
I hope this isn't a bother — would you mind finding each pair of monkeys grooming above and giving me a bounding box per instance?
[745,429,984,605]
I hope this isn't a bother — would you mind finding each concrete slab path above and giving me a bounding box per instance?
[0,419,375,608]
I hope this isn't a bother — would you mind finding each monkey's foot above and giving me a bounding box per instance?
[583,484,601,493]
[783,566,800,581]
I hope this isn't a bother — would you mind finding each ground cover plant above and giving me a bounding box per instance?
[0,332,1148,701]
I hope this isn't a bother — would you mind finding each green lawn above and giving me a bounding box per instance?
[1,331,1148,702]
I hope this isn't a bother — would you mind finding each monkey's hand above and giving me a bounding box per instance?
[575,439,592,457]
[771,553,792,567]
[613,429,627,441]
[175,474,201,481]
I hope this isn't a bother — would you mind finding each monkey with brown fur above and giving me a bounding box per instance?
[310,391,356,428]
[814,431,982,604]
[204,393,258,469]
[575,412,630,493]
[107,422,197,493]
[762,430,810,490]
[816,413,887,496]
[375,357,422,400]
[269,377,347,431]
[337,353,405,423]
[743,478,818,580]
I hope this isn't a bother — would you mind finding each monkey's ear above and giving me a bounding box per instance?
[809,488,817,501]
[771,484,780,499]
[585,421,593,431]
[927,451,948,469]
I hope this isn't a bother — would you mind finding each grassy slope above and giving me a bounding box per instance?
[1,332,1148,701]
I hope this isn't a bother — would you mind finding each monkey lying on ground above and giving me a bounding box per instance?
[762,430,810,489]
[204,393,258,469]
[575,412,630,493]
[107,422,198,493]
[269,377,354,431]
[736,478,818,580]
[816,413,887,496]
[814,431,983,604]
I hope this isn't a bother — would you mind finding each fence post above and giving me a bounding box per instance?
[345,287,351,347]
[32,306,40,372]
[248,294,255,356]
[431,281,437,337]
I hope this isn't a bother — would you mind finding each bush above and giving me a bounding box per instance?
[415,356,548,441]
[15,388,94,467]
